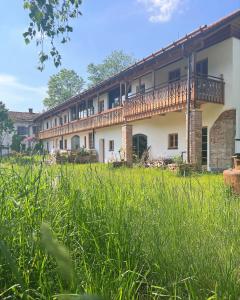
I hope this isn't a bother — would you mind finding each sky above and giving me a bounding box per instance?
[0,0,239,113]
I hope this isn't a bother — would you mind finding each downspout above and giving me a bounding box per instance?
[186,51,195,164]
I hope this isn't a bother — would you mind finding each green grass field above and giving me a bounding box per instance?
[0,160,240,299]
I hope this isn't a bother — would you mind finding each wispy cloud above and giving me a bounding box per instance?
[137,0,185,23]
[0,74,46,112]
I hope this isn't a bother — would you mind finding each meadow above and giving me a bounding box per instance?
[0,159,240,299]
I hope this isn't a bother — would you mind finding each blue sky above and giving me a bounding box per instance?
[0,0,239,112]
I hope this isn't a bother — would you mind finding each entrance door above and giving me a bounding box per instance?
[202,127,208,165]
[99,139,105,163]
[133,134,147,159]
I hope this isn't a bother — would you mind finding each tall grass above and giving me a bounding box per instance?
[0,160,240,299]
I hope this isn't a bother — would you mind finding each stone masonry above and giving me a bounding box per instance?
[210,109,236,170]
[189,109,202,166]
[122,124,133,166]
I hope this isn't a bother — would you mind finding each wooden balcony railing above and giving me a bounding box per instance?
[124,75,224,121]
[38,75,224,139]
[39,107,123,139]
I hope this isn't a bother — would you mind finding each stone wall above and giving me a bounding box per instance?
[121,124,133,166]
[189,110,202,166]
[209,109,236,170]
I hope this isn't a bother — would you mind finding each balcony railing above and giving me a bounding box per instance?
[124,75,224,121]
[38,75,224,139]
[39,107,123,140]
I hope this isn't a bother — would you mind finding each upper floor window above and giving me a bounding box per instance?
[64,115,67,123]
[136,84,145,94]
[70,106,77,121]
[17,126,28,136]
[54,118,57,126]
[196,59,208,77]
[168,133,178,149]
[59,117,63,126]
[46,122,49,129]
[88,99,93,108]
[99,100,104,113]
[168,69,181,83]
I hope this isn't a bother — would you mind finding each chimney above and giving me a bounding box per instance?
[29,108,33,114]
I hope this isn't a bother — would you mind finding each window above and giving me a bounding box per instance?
[70,106,77,121]
[17,126,28,136]
[168,133,178,149]
[46,122,49,129]
[202,127,208,165]
[88,99,93,108]
[59,117,63,126]
[168,69,181,83]
[64,115,67,123]
[99,100,104,113]
[88,132,95,149]
[59,140,63,150]
[64,139,68,150]
[136,84,145,94]
[54,118,57,126]
[32,126,38,134]
[109,140,114,151]
[196,59,208,77]
[84,136,87,148]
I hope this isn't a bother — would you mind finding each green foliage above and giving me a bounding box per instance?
[10,134,25,152]
[1,162,239,298]
[87,50,136,86]
[43,68,85,108]
[0,101,14,147]
[23,0,82,71]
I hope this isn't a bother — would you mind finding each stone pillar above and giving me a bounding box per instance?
[188,109,202,166]
[122,124,133,166]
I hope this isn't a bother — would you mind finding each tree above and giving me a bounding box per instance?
[0,102,14,155]
[23,0,82,71]
[43,69,85,108]
[87,50,136,86]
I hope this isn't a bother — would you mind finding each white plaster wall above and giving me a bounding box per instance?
[94,126,122,162]
[131,113,186,159]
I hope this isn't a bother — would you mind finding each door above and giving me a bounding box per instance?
[133,134,148,159]
[99,139,105,163]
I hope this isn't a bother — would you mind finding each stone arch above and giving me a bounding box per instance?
[71,135,80,150]
[209,109,236,170]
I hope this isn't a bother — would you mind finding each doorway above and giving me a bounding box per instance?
[133,134,148,159]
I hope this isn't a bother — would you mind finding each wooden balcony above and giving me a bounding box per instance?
[38,75,224,140]
[124,75,224,121]
[39,107,124,140]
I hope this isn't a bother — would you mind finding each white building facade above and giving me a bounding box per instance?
[35,11,240,171]
[1,109,39,155]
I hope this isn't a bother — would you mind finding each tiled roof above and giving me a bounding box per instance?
[8,111,40,123]
[35,9,240,121]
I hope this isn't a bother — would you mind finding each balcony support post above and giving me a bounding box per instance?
[121,123,133,166]
[188,109,202,168]
[120,82,122,106]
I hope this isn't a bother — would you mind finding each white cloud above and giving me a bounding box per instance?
[0,74,46,112]
[138,0,185,23]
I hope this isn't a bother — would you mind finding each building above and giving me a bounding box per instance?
[1,108,40,155]
[35,10,240,170]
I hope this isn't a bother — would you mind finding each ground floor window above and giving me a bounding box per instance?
[202,127,208,165]
[71,135,80,150]
[109,140,114,151]
[168,133,178,149]
[133,134,147,158]
[59,140,63,150]
[89,132,95,149]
